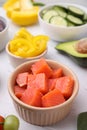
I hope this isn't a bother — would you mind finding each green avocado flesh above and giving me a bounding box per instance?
[55,40,87,67]
[56,40,87,58]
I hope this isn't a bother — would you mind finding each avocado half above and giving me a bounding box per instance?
[55,40,87,67]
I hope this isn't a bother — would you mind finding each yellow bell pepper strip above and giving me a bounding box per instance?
[9,28,49,58]
[20,0,33,10]
[3,0,40,26]
[3,0,19,10]
[11,7,39,26]
[14,28,33,40]
[9,38,37,57]
[32,35,49,55]
[3,0,20,18]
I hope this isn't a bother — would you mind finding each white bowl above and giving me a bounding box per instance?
[0,16,9,51]
[8,59,79,126]
[6,42,48,68]
[38,3,87,42]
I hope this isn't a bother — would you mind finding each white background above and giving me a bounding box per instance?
[36,0,87,6]
[0,1,87,130]
[0,0,87,6]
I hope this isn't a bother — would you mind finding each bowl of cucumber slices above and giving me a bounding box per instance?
[38,3,87,42]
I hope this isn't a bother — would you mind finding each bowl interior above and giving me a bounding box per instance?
[0,16,8,32]
[39,3,87,28]
[0,16,9,51]
[8,59,79,110]
[8,59,79,125]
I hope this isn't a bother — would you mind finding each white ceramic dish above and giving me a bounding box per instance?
[6,42,48,68]
[0,16,9,51]
[38,3,87,42]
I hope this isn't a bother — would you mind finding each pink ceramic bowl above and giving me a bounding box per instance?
[8,59,79,126]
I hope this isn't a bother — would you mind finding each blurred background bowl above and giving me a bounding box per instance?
[8,59,79,126]
[6,42,48,68]
[38,3,87,42]
[0,16,9,51]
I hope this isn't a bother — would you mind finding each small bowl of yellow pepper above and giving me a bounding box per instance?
[6,28,49,68]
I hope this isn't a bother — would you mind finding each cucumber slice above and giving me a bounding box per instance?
[41,4,86,27]
[41,9,48,15]
[68,6,85,18]
[41,9,49,18]
[68,21,75,27]
[50,15,67,26]
[83,13,87,21]
[53,5,68,18]
[42,10,58,22]
[67,14,83,25]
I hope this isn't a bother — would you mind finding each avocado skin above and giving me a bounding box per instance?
[69,55,87,68]
[55,41,87,68]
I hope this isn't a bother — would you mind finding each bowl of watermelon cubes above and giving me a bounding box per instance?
[8,58,79,126]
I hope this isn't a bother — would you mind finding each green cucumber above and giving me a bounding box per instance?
[67,21,75,26]
[68,5,85,18]
[41,9,48,15]
[32,2,45,6]
[42,10,58,22]
[83,13,87,22]
[50,15,67,26]
[53,5,68,18]
[41,5,87,27]
[67,14,83,25]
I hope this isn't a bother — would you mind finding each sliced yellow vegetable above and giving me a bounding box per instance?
[9,38,32,52]
[3,0,19,10]
[9,38,37,57]
[9,28,49,58]
[14,28,33,40]
[3,0,20,18]
[20,0,33,10]
[11,7,39,26]
[3,0,39,26]
[33,35,49,55]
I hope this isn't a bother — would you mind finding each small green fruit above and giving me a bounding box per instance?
[4,115,19,130]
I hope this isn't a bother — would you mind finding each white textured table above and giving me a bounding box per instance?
[36,0,87,7]
[0,0,87,6]
[0,2,87,130]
